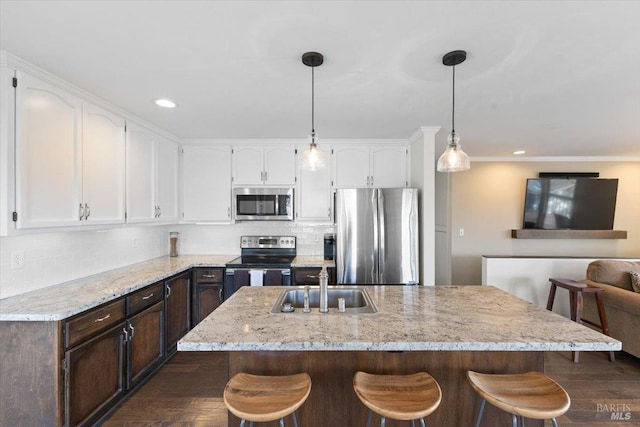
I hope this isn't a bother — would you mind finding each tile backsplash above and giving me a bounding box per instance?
[0,222,334,299]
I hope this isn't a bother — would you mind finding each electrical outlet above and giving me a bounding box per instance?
[11,250,25,269]
[459,228,465,237]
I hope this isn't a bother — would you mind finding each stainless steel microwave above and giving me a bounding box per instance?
[233,188,294,221]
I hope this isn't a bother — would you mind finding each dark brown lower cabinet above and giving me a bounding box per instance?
[0,269,197,426]
[192,283,223,326]
[127,301,165,389]
[191,268,225,326]
[292,266,337,285]
[64,323,126,426]
[165,272,191,354]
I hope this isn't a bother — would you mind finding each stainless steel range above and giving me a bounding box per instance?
[224,236,296,298]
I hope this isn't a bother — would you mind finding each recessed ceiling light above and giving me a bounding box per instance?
[155,99,176,108]
[513,150,526,155]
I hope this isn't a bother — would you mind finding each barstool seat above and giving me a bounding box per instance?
[467,371,570,427]
[353,371,442,426]
[223,372,311,426]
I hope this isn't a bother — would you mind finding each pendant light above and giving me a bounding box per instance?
[437,50,470,172]
[301,51,326,171]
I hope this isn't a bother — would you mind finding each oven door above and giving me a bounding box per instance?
[224,268,291,298]
[233,188,294,221]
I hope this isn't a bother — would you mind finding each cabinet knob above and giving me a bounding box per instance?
[85,203,90,219]
[79,203,84,220]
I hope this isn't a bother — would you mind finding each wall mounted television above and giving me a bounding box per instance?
[522,178,618,230]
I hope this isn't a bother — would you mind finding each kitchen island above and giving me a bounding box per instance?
[179,285,620,427]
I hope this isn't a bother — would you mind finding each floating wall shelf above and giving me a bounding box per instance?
[511,229,628,239]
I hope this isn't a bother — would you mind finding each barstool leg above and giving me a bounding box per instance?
[551,418,559,427]
[279,417,284,427]
[411,420,416,427]
[420,418,426,427]
[474,398,486,427]
[240,420,245,427]
[380,415,386,427]
[292,411,299,427]
[511,413,517,427]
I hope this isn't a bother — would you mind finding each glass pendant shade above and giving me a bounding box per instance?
[301,131,326,171]
[437,132,470,172]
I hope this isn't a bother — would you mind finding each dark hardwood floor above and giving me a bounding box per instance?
[102,351,640,426]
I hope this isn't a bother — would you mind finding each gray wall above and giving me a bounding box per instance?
[449,161,640,285]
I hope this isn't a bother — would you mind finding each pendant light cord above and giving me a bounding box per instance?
[451,65,456,135]
[311,66,315,136]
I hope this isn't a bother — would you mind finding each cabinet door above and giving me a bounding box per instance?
[82,102,126,225]
[264,146,296,185]
[182,145,232,222]
[165,273,190,353]
[127,301,165,389]
[332,145,370,188]
[126,123,156,223]
[371,146,407,188]
[156,136,179,222]
[297,145,331,221]
[65,323,126,427]
[15,71,83,228]
[232,145,263,185]
[192,283,223,326]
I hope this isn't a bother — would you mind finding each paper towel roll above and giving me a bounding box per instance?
[249,270,264,286]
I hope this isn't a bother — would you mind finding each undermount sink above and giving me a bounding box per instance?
[271,286,378,314]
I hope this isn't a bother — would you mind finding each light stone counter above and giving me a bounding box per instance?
[291,256,335,268]
[0,255,235,321]
[178,285,621,352]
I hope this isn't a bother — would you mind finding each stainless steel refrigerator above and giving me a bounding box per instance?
[335,188,419,284]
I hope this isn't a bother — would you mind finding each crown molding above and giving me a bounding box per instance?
[471,156,640,162]
[408,126,442,144]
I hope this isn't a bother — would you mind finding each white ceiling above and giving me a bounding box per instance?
[1,1,639,157]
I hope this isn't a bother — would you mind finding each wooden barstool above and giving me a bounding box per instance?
[353,371,442,427]
[467,371,570,427]
[223,372,311,427]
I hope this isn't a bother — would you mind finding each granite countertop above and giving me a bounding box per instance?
[291,256,335,268]
[0,255,235,321]
[178,285,622,352]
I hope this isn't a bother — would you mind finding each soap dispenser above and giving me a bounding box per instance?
[319,265,329,313]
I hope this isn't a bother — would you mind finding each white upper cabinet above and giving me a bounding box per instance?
[156,136,179,223]
[370,145,408,188]
[126,124,156,223]
[82,102,126,225]
[296,145,332,222]
[181,145,232,222]
[232,144,296,186]
[15,71,83,229]
[332,144,408,188]
[14,71,125,229]
[332,145,370,188]
[126,122,179,224]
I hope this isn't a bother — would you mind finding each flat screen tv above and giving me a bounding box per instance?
[522,178,618,230]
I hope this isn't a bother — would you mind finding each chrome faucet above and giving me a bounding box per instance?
[303,286,311,313]
[319,266,329,313]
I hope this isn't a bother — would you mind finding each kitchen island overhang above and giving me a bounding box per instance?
[178,285,621,426]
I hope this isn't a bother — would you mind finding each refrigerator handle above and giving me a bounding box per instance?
[377,189,385,284]
[372,189,380,285]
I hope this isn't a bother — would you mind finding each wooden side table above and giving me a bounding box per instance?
[547,278,615,363]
